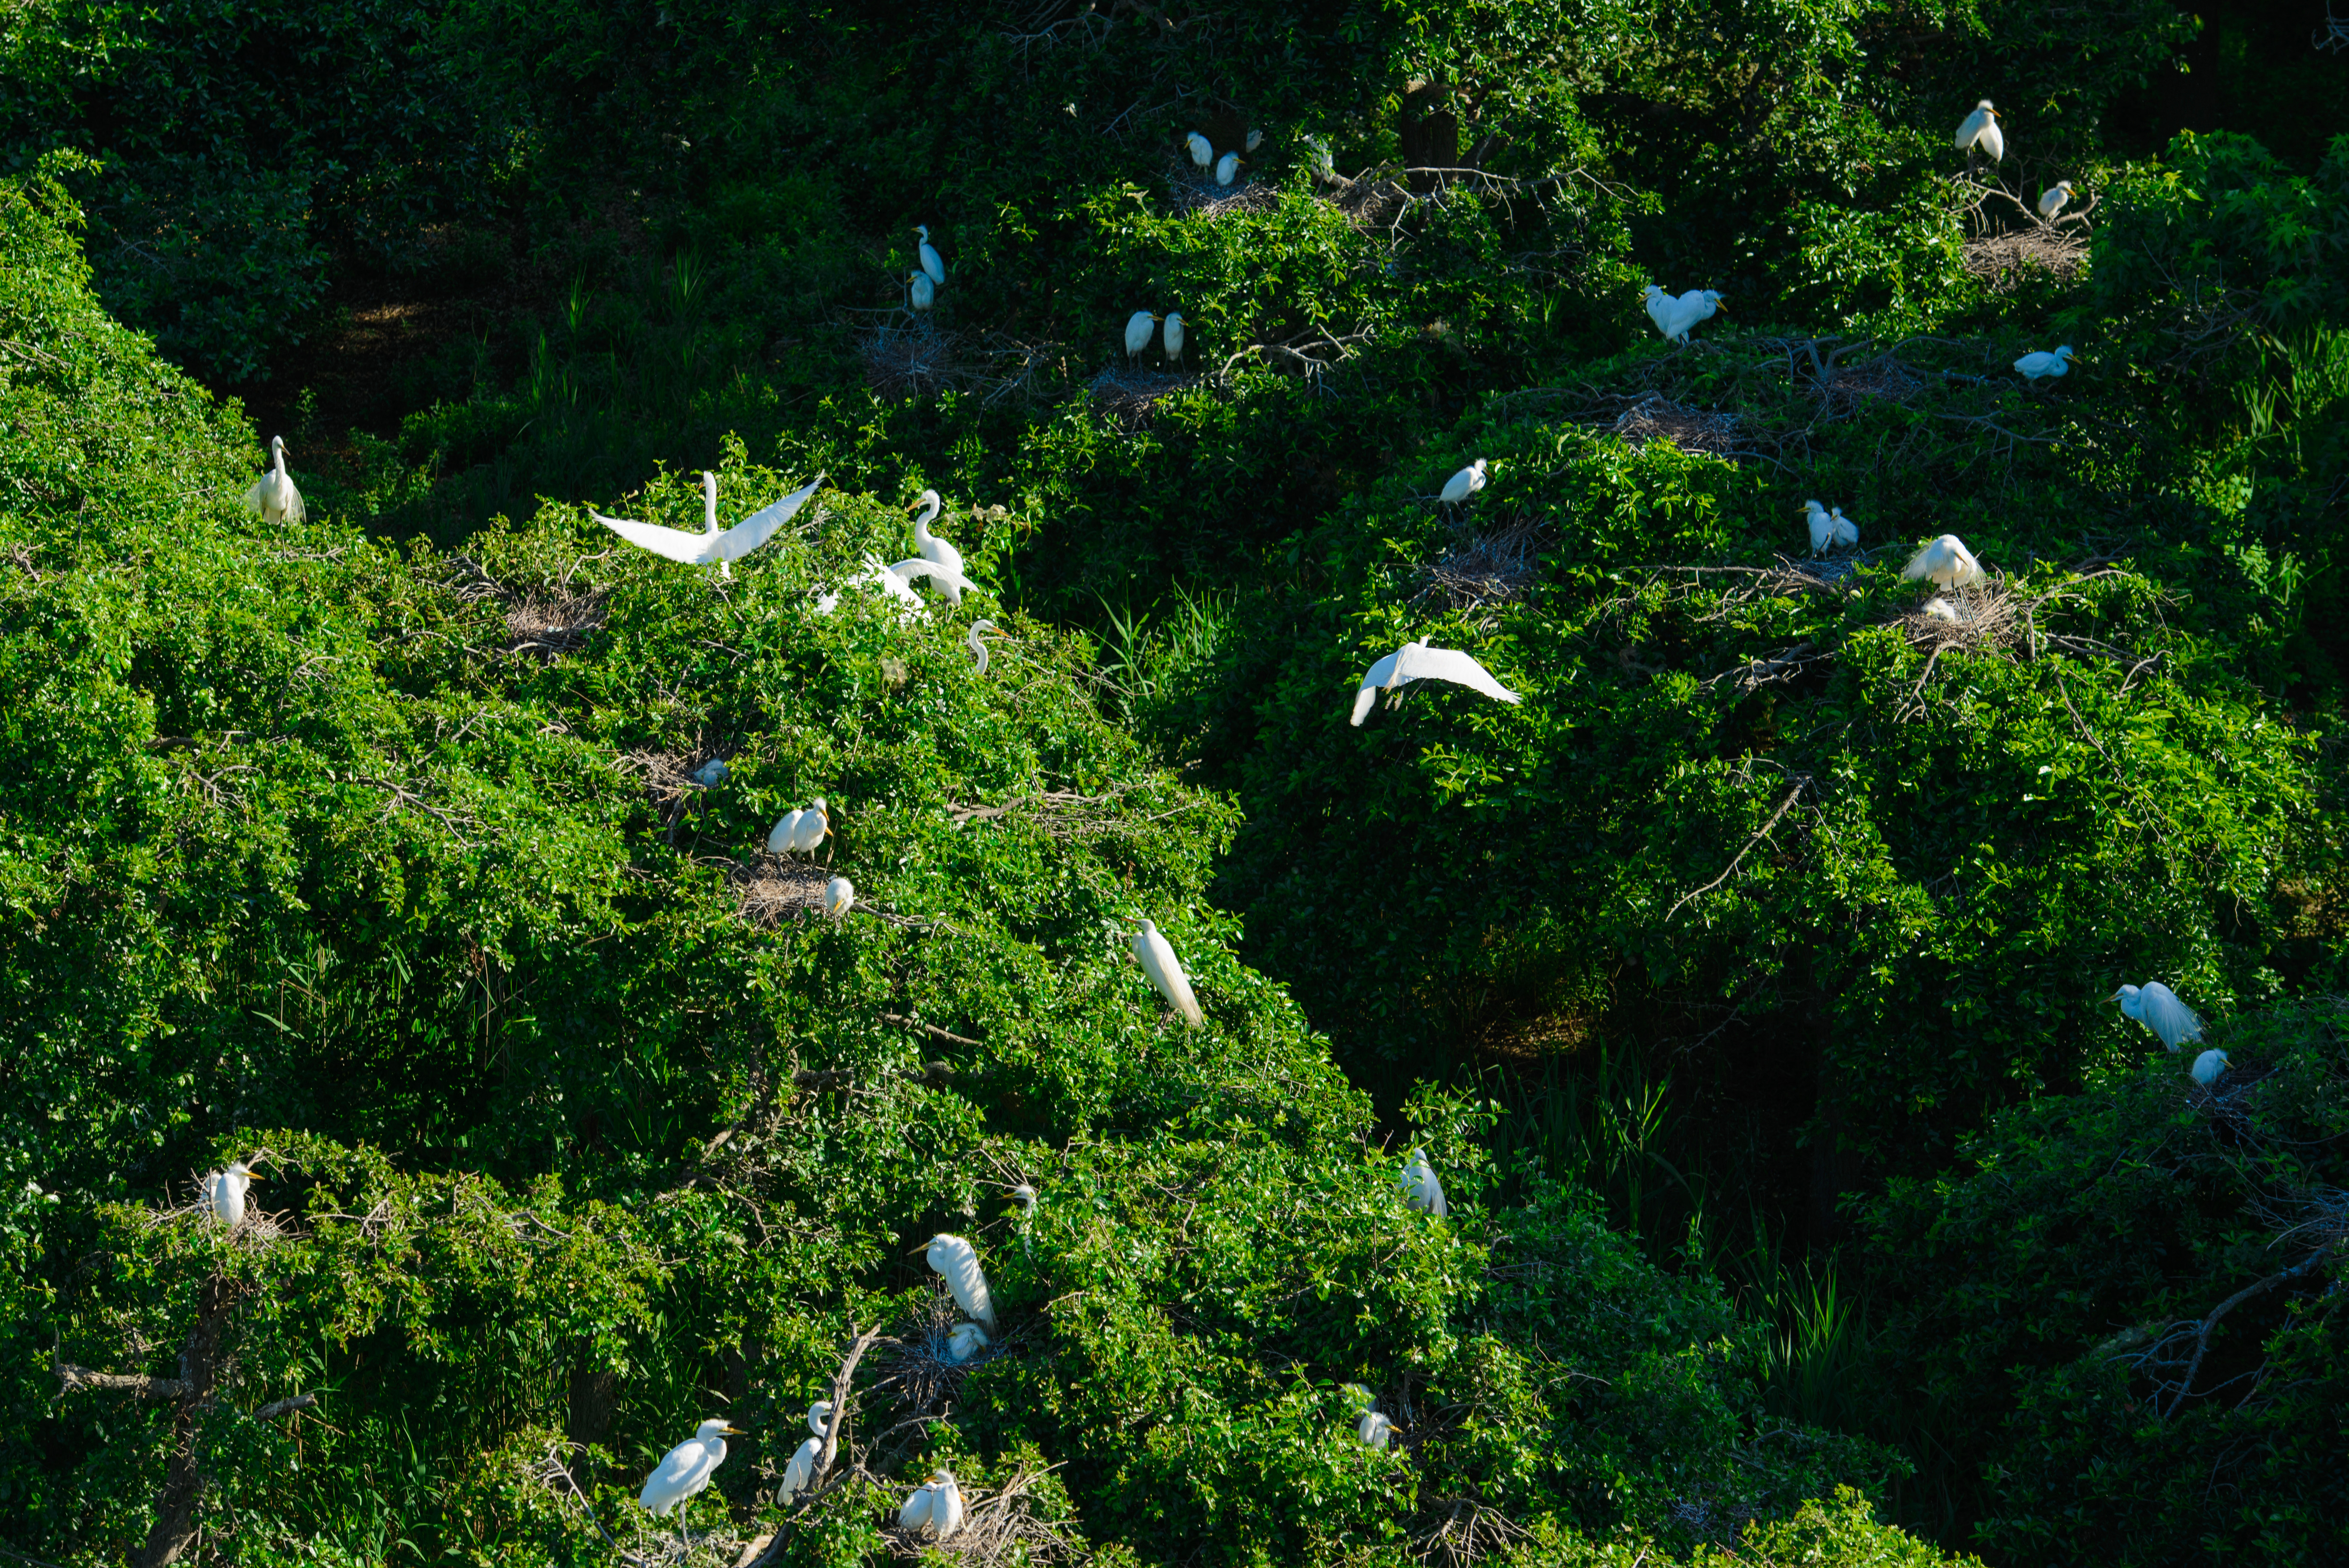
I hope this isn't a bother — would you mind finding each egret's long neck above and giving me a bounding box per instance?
[273,443,287,479]
[914,495,940,538]
[703,475,720,536]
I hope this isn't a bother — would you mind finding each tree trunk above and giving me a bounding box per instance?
[136,1273,245,1568]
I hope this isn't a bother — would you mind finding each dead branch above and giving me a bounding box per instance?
[1665,778,1811,924]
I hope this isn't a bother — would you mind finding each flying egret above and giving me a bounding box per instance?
[2014,345,2076,382]
[1162,311,1185,366]
[205,1160,261,1226]
[909,491,964,605]
[2113,982,2204,1051]
[1439,458,1488,508]
[908,271,935,314]
[924,1233,998,1331]
[1125,310,1162,364]
[1186,131,1214,168]
[1133,918,1203,1026]
[2036,180,2076,220]
[914,225,946,286]
[898,1470,966,1539]
[1358,1411,1397,1450]
[1215,152,1244,186]
[947,1322,991,1363]
[1246,127,1264,152]
[1402,1149,1448,1217]
[1954,100,2004,161]
[638,1419,741,1525]
[967,620,1000,676]
[1351,640,1522,726]
[822,877,854,918]
[691,758,729,789]
[1902,534,1985,590]
[590,471,822,579]
[242,436,305,525]
[2191,1048,2231,1087]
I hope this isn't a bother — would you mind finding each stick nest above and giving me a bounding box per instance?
[1608,392,1746,460]
[730,856,834,925]
[1088,366,1193,423]
[1964,227,2090,291]
[505,588,609,657]
[863,323,966,402]
[878,1462,1079,1565]
[1165,158,1280,219]
[1413,513,1549,610]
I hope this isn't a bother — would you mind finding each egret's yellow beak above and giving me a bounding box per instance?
[722,1425,746,1436]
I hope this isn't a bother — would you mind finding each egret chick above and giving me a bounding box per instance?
[898,1470,966,1539]
[638,1418,741,1521]
[914,225,946,286]
[1124,310,1162,364]
[690,758,729,789]
[205,1160,262,1226]
[909,490,965,605]
[1358,1411,1397,1450]
[947,1322,991,1363]
[1642,284,1677,341]
[1402,1149,1448,1217]
[1351,640,1521,726]
[923,1233,999,1331]
[1439,458,1488,508]
[1162,310,1185,367]
[967,619,1000,676]
[1902,534,1985,590]
[2191,1048,2231,1087]
[2037,180,2076,220]
[1246,127,1265,152]
[1215,152,1244,186]
[822,876,854,919]
[1922,596,1961,623]
[1133,918,1203,1026]
[590,470,823,579]
[1185,130,1214,168]
[242,436,305,525]
[2113,982,2203,1051]
[1802,500,1834,555]
[2014,345,2076,382]
[908,271,935,314]
[1954,100,2004,162]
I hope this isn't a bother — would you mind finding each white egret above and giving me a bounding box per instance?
[2113,982,2204,1051]
[815,556,928,620]
[909,491,965,604]
[205,1160,261,1226]
[2036,180,2076,220]
[1902,534,1985,590]
[909,271,935,314]
[1133,918,1203,1026]
[590,471,823,579]
[1010,1183,1038,1214]
[923,1233,999,1330]
[1677,288,1726,329]
[807,1400,834,1437]
[898,1470,965,1539]
[822,876,854,919]
[2191,1048,2231,1087]
[1922,596,1961,623]
[2014,345,2076,382]
[1186,130,1214,168]
[947,1322,991,1363]
[1246,127,1264,152]
[1358,1411,1396,1450]
[1162,311,1185,366]
[691,758,729,789]
[1439,458,1488,507]
[967,619,1000,676]
[1215,152,1244,186]
[777,1434,821,1506]
[1339,1383,1376,1414]
[1830,506,1858,547]
[1640,285,1720,344]
[1351,640,1522,726]
[1402,1149,1448,1217]
[885,556,982,601]
[914,225,946,287]
[242,436,305,525]
[767,798,828,856]
[638,1419,741,1519]
[1125,310,1162,364]
[1643,284,1678,341]
[1802,500,1858,554]
[1954,100,2004,161]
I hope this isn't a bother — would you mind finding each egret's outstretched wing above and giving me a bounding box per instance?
[714,475,823,562]
[887,557,981,598]
[591,511,717,564]
[1395,645,1522,705]
[2141,982,2204,1049]
[1350,651,1401,726]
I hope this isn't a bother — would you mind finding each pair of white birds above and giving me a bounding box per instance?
[1642,285,1726,344]
[1803,500,1860,555]
[1124,310,1187,366]
[2112,981,2230,1084]
[906,224,948,314]
[767,798,828,856]
[1186,127,1262,186]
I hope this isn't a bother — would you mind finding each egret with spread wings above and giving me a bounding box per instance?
[590,471,822,578]
[1351,640,1522,726]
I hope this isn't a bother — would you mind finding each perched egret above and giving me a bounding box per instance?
[2113,982,2204,1051]
[1641,285,1721,344]
[767,799,828,856]
[1643,284,1678,341]
[1677,288,1726,329]
[1162,311,1186,367]
[1902,534,1985,590]
[1830,506,1858,547]
[638,1419,741,1518]
[2014,345,2076,382]
[1402,1149,1448,1217]
[1246,127,1265,152]
[821,876,854,918]
[1802,500,1858,553]
[590,471,822,579]
[1922,596,1961,623]
[909,491,964,605]
[914,225,947,287]
[1351,640,1522,726]
[2191,1048,2231,1087]
[967,619,1000,676]
[1215,152,1244,186]
[908,271,935,314]
[777,1435,822,1506]
[1125,310,1163,364]
[242,436,305,525]
[898,1470,966,1539]
[947,1322,991,1363]
[1954,100,2004,162]
[2037,180,2076,220]
[1010,1183,1038,1214]
[691,758,729,789]
[205,1160,261,1226]
[807,1400,834,1437]
[1186,130,1214,168]
[1439,458,1488,507]
[1358,1411,1397,1450]
[923,1233,999,1331]
[1133,918,1203,1026]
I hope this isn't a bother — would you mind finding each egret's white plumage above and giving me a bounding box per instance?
[1402,1149,1448,1217]
[1902,534,1985,590]
[590,471,821,579]
[691,758,729,789]
[1245,127,1264,153]
[1125,310,1162,363]
[638,1419,740,1516]
[1954,100,2003,161]
[2037,180,2076,220]
[1677,288,1725,329]
[815,556,929,620]
[1162,311,1185,366]
[1186,131,1214,168]
[1440,458,1488,506]
[924,1233,999,1331]
[967,619,1000,676]
[2015,345,2076,382]
[1643,284,1677,341]
[807,1400,835,1438]
[769,811,805,853]
[1133,918,1203,1026]
[1350,640,1522,726]
[909,271,935,314]
[1358,1411,1396,1450]
[898,1470,965,1539]
[1803,500,1860,554]
[1215,152,1243,186]
[1830,506,1858,547]
[1641,285,1722,343]
[768,798,829,856]
[1922,596,1961,623]
[821,876,854,918]
[2114,982,2204,1051]
[914,225,946,286]
[2191,1048,2231,1087]
[242,436,305,525]
[905,489,966,606]
[885,556,982,601]
[777,1435,822,1506]
[205,1160,260,1226]
[947,1321,991,1362]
